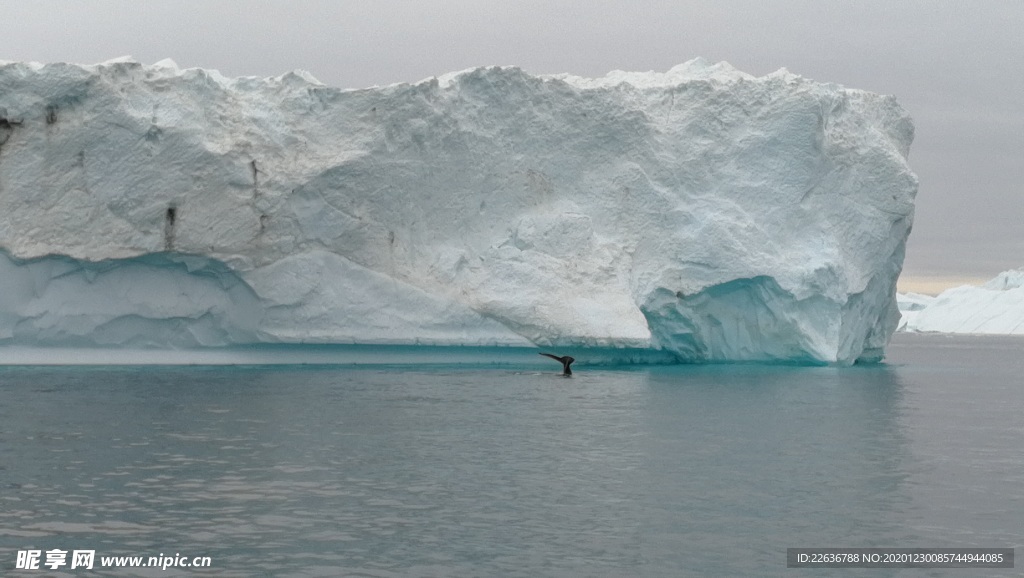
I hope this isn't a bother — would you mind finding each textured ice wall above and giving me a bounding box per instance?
[0,57,917,363]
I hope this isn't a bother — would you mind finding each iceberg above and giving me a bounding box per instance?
[895,291,935,331]
[899,270,1024,334]
[0,58,917,364]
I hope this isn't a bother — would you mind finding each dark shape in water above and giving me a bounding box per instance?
[539,352,575,376]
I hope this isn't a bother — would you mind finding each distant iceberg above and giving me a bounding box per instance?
[899,270,1024,334]
[0,58,917,364]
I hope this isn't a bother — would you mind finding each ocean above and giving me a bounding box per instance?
[1,333,1021,577]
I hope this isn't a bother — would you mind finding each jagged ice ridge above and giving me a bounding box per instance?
[0,57,917,364]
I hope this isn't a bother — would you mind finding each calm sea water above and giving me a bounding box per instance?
[1,334,1022,577]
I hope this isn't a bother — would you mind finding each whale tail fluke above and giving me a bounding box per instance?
[539,352,575,376]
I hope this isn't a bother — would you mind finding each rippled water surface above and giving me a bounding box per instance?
[2,334,1022,576]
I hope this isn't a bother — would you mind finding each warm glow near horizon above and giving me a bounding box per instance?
[897,275,988,296]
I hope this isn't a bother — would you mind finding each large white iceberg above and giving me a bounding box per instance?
[899,270,1024,334]
[0,58,916,364]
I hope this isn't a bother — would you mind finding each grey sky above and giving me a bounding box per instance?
[2,0,1021,278]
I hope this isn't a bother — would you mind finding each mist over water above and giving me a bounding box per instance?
[1,334,1021,576]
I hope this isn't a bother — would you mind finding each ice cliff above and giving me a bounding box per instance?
[899,270,1024,334]
[0,57,916,364]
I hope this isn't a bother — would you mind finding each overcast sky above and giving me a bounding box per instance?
[1,0,1021,280]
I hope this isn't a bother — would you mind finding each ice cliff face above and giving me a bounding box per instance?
[0,57,916,364]
[899,270,1024,334]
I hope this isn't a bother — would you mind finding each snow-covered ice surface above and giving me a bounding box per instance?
[0,57,916,364]
[899,270,1024,334]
